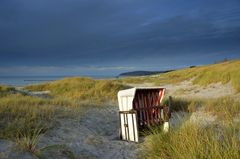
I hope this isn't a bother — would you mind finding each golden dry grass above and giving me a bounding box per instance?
[141,121,240,159]
[25,77,128,104]
[121,59,240,92]
[141,97,240,159]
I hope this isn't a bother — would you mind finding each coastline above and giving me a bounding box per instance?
[0,75,115,86]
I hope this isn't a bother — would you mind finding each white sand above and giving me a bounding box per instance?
[38,106,139,159]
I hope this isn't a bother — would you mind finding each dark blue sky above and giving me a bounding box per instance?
[0,0,240,76]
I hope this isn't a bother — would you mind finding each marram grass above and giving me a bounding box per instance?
[163,96,240,120]
[16,127,44,154]
[141,121,240,159]
[25,77,128,104]
[121,59,240,92]
[141,97,240,159]
[0,94,55,139]
[0,85,15,97]
[0,90,80,154]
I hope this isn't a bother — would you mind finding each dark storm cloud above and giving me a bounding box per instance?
[0,0,240,75]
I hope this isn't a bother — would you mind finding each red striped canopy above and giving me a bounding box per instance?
[118,87,165,111]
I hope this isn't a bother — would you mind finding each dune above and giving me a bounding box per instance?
[0,59,240,159]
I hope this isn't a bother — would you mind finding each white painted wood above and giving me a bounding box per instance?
[118,87,166,142]
[120,113,138,142]
[163,122,169,132]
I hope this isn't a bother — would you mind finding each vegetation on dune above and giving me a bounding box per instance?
[169,60,240,91]
[141,97,240,159]
[0,94,54,139]
[0,78,137,154]
[25,77,128,103]
[2,78,127,153]
[118,76,148,84]
[121,59,240,92]
[0,85,16,97]
[24,60,240,105]
[16,127,44,154]
[141,121,240,159]
[204,97,240,121]
[164,96,240,120]
[0,78,128,154]
[0,86,83,155]
[0,60,239,156]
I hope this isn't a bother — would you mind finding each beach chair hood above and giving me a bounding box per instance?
[118,87,165,111]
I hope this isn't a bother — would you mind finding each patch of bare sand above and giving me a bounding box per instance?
[128,79,238,99]
[37,106,139,159]
[164,80,239,99]
[0,106,139,159]
[128,82,155,87]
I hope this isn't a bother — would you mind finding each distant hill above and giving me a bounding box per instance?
[118,70,174,77]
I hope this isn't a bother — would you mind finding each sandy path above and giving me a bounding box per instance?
[38,105,139,159]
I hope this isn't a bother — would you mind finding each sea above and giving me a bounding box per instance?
[0,75,114,86]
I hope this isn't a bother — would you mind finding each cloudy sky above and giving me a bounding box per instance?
[0,0,240,76]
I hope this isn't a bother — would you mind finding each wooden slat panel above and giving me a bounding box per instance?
[132,89,166,130]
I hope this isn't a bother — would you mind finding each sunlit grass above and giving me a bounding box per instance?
[163,96,240,120]
[0,92,80,154]
[0,78,128,153]
[0,94,55,139]
[1,79,126,154]
[0,85,16,97]
[120,59,240,92]
[141,121,240,159]
[25,77,128,104]
[141,96,240,159]
[204,97,240,121]
[0,92,56,154]
[16,127,44,154]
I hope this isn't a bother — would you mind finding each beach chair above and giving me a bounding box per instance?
[118,87,171,142]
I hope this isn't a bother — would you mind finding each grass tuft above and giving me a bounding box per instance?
[0,94,55,139]
[16,127,44,154]
[141,120,240,159]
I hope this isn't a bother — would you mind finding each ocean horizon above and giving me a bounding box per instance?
[0,75,115,86]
